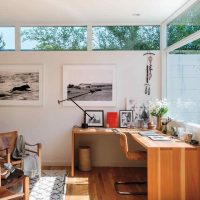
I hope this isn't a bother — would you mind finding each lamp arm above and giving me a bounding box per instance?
[70,98,93,119]
[58,91,93,104]
[58,89,101,123]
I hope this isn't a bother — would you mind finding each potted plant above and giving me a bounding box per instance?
[149,99,168,130]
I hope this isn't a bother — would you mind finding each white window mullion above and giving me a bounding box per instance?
[87,25,92,51]
[15,26,20,51]
[160,23,167,99]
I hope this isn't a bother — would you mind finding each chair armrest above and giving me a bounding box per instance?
[0,147,9,151]
[0,148,11,163]
[25,142,41,147]
[25,142,42,153]
[25,142,42,158]
[24,142,42,177]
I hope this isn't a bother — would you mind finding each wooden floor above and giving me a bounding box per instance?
[66,167,147,200]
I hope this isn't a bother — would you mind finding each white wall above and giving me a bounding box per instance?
[0,51,161,166]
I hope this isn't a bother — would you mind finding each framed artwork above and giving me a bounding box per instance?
[0,65,44,106]
[119,110,133,128]
[62,65,116,106]
[126,98,150,124]
[84,110,104,127]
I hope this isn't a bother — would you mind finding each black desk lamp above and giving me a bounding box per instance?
[58,89,101,128]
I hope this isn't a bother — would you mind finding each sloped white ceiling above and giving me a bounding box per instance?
[0,0,189,25]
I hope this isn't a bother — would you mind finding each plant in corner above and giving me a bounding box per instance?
[149,99,168,130]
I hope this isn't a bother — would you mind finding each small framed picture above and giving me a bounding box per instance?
[119,110,133,128]
[84,110,104,127]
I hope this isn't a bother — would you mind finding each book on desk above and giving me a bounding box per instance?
[138,131,159,136]
[139,131,171,141]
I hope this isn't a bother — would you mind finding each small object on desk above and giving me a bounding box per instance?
[190,139,199,146]
[107,112,118,128]
[147,121,156,130]
[139,131,159,136]
[138,119,144,128]
[184,132,193,143]
[112,128,119,133]
[148,135,171,141]
[171,127,178,137]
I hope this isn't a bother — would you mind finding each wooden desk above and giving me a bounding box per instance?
[130,133,200,200]
[71,127,200,200]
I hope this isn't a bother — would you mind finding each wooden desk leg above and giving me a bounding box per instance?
[71,130,75,177]
[148,148,159,200]
[23,176,29,200]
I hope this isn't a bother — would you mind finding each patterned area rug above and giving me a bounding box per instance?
[29,170,67,200]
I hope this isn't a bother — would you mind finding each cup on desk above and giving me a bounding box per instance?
[177,127,185,141]
[184,133,193,143]
[137,119,144,129]
[127,122,135,129]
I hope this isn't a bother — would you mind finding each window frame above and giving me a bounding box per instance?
[0,26,15,51]
[161,0,200,125]
[92,25,160,51]
[20,25,88,51]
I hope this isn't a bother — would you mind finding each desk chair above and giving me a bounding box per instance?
[115,131,147,195]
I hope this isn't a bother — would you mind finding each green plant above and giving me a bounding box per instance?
[149,99,168,117]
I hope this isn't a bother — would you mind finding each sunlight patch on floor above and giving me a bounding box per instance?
[67,177,90,200]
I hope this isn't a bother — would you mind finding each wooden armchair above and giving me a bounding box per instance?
[115,131,147,195]
[0,131,42,177]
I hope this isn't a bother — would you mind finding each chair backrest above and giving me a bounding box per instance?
[118,132,147,160]
[0,131,18,156]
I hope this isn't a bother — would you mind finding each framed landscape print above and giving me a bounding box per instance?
[0,65,44,106]
[119,110,133,128]
[84,110,104,127]
[62,65,116,106]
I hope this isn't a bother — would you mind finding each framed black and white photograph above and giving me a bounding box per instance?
[126,97,150,123]
[62,65,116,106]
[0,65,44,106]
[119,110,133,128]
[84,110,104,127]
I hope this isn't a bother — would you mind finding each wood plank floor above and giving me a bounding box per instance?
[66,167,147,200]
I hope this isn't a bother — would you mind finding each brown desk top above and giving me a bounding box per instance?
[72,127,145,134]
[130,133,195,149]
[72,127,114,135]
[72,127,196,149]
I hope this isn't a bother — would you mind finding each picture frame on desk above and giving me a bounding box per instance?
[119,110,133,128]
[84,110,104,127]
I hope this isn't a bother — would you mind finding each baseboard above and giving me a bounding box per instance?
[42,161,146,167]
[91,161,147,167]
